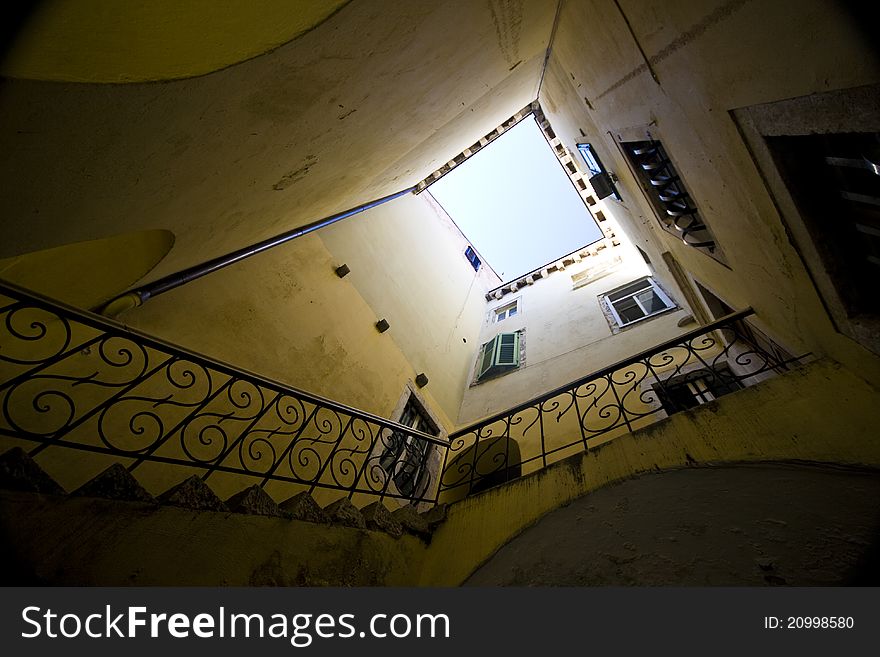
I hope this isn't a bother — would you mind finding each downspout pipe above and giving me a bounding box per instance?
[100,185,416,316]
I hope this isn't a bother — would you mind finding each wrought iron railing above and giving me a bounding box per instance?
[438,309,808,499]
[0,281,446,506]
[1,281,807,507]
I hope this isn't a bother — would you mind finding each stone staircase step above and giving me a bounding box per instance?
[361,502,403,538]
[322,497,366,529]
[393,505,432,540]
[0,447,65,495]
[159,475,227,512]
[73,463,155,503]
[279,491,330,524]
[224,484,282,517]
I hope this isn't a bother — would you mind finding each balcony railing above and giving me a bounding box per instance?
[438,309,808,500]
[0,281,807,507]
[0,281,446,506]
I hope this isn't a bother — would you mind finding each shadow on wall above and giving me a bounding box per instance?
[440,436,522,504]
[0,229,174,311]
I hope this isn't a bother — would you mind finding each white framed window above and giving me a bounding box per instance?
[602,277,675,328]
[475,332,521,382]
[493,299,519,323]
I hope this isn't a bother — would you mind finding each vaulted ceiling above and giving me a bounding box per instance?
[0,0,556,283]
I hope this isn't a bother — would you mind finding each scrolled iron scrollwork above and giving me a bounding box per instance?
[0,282,804,507]
[443,308,805,498]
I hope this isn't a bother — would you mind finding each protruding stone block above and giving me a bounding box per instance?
[280,491,330,524]
[225,485,282,517]
[420,502,448,530]
[323,497,366,529]
[73,463,154,502]
[361,502,403,538]
[159,475,227,511]
[393,505,432,540]
[0,447,65,495]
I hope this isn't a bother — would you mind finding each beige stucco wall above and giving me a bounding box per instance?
[458,242,693,425]
[538,0,880,388]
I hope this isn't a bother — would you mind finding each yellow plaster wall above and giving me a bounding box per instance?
[539,0,880,388]
[0,230,174,310]
[120,233,444,424]
[2,0,349,82]
[0,493,426,586]
[319,192,493,423]
[421,357,880,586]
[0,0,555,279]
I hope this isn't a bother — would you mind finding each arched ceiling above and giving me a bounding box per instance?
[0,0,555,284]
[2,0,349,83]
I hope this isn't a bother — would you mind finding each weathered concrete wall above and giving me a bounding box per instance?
[0,493,426,586]
[421,358,880,585]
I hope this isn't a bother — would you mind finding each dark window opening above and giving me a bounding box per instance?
[577,142,621,201]
[380,396,439,498]
[766,131,880,318]
[654,364,742,415]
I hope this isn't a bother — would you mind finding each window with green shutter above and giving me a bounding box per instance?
[476,332,520,381]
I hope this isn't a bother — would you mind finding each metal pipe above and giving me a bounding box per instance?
[100,185,416,314]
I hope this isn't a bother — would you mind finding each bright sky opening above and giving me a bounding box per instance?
[428,116,603,281]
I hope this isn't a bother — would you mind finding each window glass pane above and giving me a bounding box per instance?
[508,306,517,317]
[608,280,652,302]
[614,297,645,324]
[636,289,668,314]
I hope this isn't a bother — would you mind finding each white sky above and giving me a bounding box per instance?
[428,116,603,281]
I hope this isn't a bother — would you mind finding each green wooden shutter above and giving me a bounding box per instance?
[495,332,519,367]
[478,336,497,378]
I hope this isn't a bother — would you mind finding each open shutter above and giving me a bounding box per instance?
[478,336,497,378]
[495,332,519,367]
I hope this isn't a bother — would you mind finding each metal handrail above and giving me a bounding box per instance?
[450,308,756,438]
[1,281,808,506]
[441,309,808,498]
[1,280,441,444]
[0,280,446,507]
[100,185,416,314]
